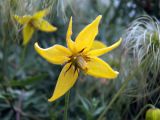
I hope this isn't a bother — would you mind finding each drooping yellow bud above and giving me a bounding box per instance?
[145,108,160,120]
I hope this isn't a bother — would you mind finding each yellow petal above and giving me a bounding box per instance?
[88,38,122,56]
[14,15,31,24]
[34,43,71,65]
[66,17,76,52]
[91,40,107,50]
[86,57,119,79]
[32,19,57,32]
[75,15,102,52]
[33,9,49,19]
[23,24,35,45]
[48,63,78,102]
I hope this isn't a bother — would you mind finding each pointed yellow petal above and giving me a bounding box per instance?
[88,38,122,56]
[22,24,35,45]
[33,9,49,19]
[48,63,78,102]
[75,15,102,52]
[66,17,76,52]
[32,19,57,32]
[91,40,107,50]
[34,43,71,65]
[14,15,31,24]
[86,57,119,79]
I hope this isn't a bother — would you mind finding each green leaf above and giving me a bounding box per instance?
[0,94,6,100]
[9,73,48,87]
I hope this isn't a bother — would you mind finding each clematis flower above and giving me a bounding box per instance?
[34,15,122,102]
[14,9,57,45]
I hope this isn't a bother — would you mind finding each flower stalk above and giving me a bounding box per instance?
[97,67,140,120]
[134,104,155,120]
[20,45,27,65]
[64,91,70,120]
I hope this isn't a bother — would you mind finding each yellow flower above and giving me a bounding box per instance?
[14,9,57,45]
[34,15,122,102]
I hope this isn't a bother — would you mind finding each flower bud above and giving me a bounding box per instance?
[145,108,160,120]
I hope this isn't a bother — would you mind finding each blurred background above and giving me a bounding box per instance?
[0,0,160,120]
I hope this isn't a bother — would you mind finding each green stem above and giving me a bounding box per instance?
[1,15,16,115]
[134,104,155,120]
[97,68,139,120]
[20,45,27,65]
[2,24,8,82]
[64,91,70,120]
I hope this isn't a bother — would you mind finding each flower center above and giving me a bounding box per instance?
[70,54,88,72]
[29,18,39,28]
